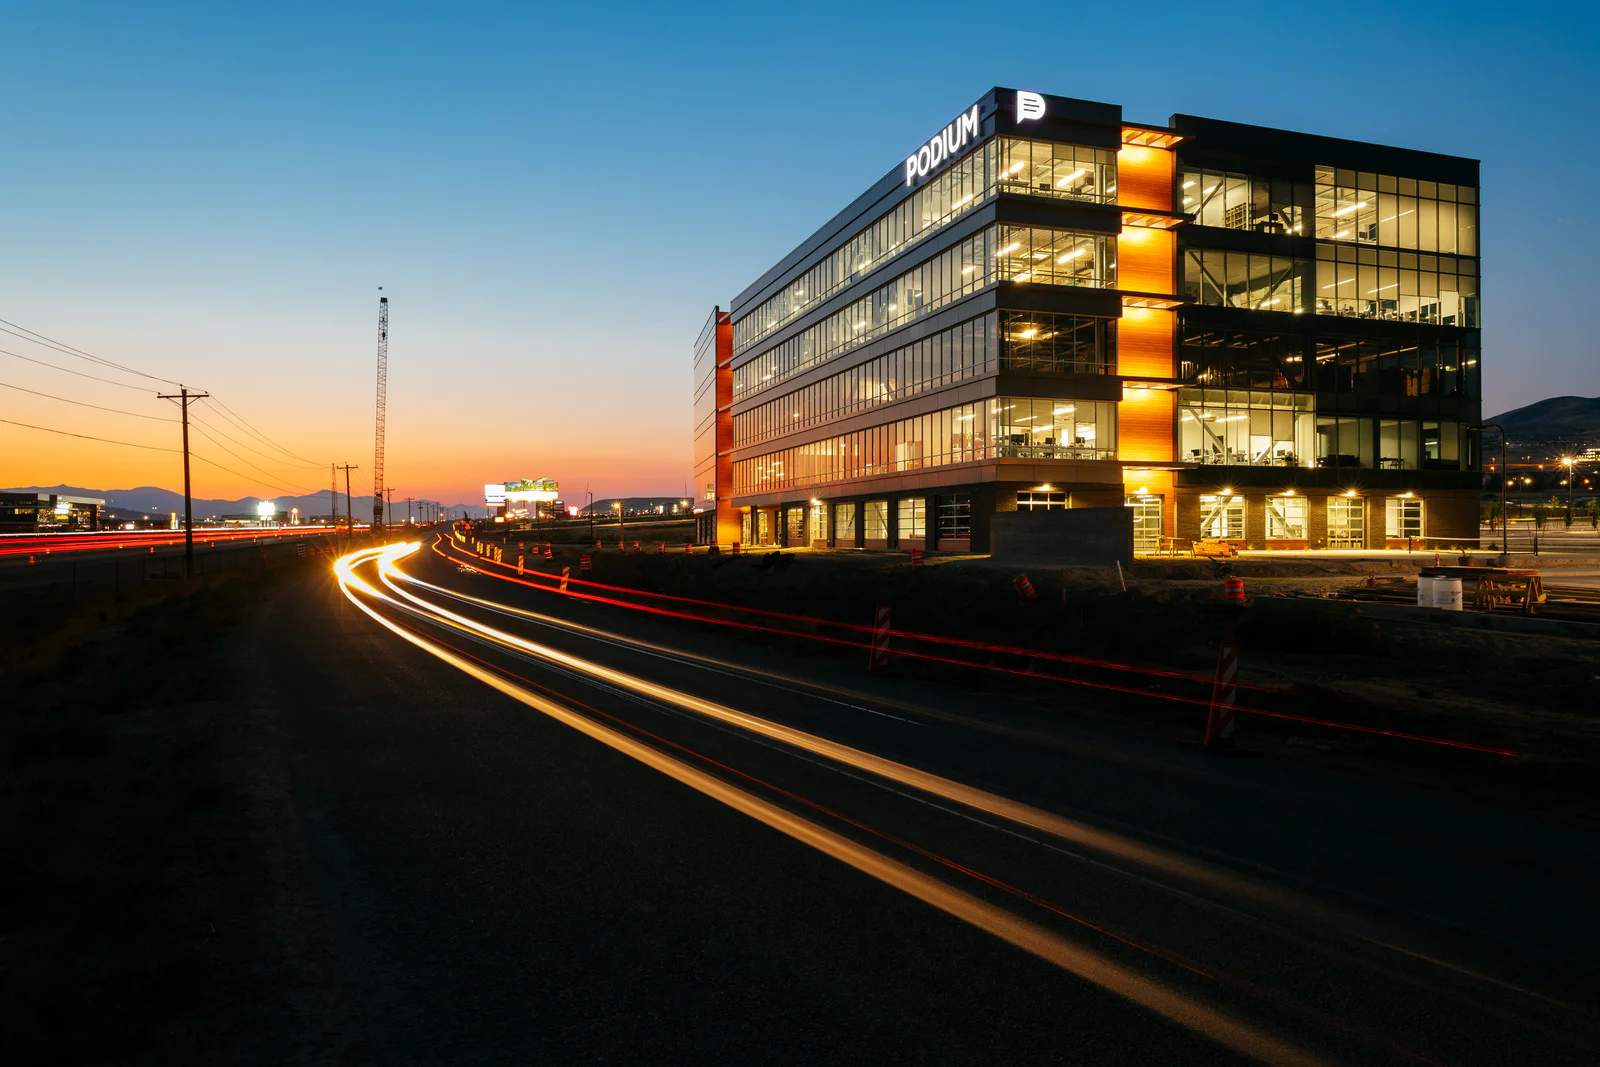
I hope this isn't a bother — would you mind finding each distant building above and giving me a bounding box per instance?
[0,492,104,532]
[695,88,1481,551]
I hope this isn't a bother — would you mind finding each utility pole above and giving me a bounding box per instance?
[405,496,413,525]
[338,464,359,548]
[331,463,337,527]
[157,386,209,578]
[586,491,594,541]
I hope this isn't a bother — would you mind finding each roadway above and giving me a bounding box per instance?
[188,532,1600,1065]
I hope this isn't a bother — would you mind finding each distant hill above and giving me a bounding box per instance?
[3,484,490,520]
[1487,396,1600,442]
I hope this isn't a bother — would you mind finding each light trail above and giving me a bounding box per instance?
[435,537,1519,757]
[336,542,1333,1067]
[394,540,1571,1020]
[0,526,336,557]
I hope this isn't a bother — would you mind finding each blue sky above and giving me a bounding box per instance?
[1,1,1595,501]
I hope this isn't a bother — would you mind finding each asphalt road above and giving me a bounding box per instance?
[177,533,1600,1066]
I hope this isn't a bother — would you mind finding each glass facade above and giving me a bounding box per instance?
[733,224,1116,400]
[897,497,926,541]
[1313,245,1477,326]
[1327,496,1365,548]
[1181,327,1308,390]
[735,139,1119,355]
[1184,249,1308,312]
[1000,311,1116,374]
[1265,495,1308,540]
[1199,494,1246,539]
[864,500,888,541]
[834,502,856,541]
[1386,497,1425,539]
[1312,333,1481,402]
[1313,167,1477,255]
[734,315,996,447]
[1177,387,1315,467]
[1126,494,1163,552]
[1180,169,1303,234]
[938,495,971,542]
[733,396,1118,494]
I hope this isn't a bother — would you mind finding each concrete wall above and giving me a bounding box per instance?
[990,506,1134,566]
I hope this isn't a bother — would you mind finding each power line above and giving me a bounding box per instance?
[179,414,317,494]
[0,316,182,386]
[189,451,315,498]
[0,379,176,421]
[0,346,156,392]
[0,416,178,451]
[187,409,326,470]
[200,396,324,467]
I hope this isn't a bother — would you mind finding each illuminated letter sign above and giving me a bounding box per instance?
[904,104,981,186]
[1016,91,1046,122]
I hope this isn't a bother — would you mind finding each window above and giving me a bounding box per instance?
[734,314,996,448]
[1313,245,1478,326]
[1265,495,1307,540]
[1000,311,1115,375]
[937,495,971,542]
[1328,496,1365,548]
[732,395,1116,495]
[998,139,1117,204]
[1180,169,1303,234]
[863,500,888,541]
[1180,326,1306,390]
[734,139,1119,355]
[1314,333,1481,400]
[834,502,856,542]
[1126,494,1163,552]
[1017,491,1068,509]
[732,224,1116,399]
[1199,494,1245,540]
[897,498,926,542]
[1178,388,1314,467]
[992,397,1118,460]
[757,509,772,545]
[1313,167,1477,256]
[1315,416,1373,469]
[1378,420,1421,470]
[1184,249,1308,312]
[785,507,805,545]
[1385,497,1424,540]
[741,511,753,544]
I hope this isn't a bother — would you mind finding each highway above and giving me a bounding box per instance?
[200,532,1600,1065]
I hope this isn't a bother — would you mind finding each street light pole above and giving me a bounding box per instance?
[1472,423,1507,554]
[1563,456,1576,526]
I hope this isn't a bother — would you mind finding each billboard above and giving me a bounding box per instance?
[485,483,507,504]
[504,478,559,502]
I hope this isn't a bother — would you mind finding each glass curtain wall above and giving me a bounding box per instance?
[1177,388,1314,467]
[1180,169,1303,234]
[1313,245,1478,326]
[735,140,1119,355]
[1327,496,1365,548]
[1179,327,1306,390]
[999,311,1116,374]
[1184,249,1308,312]
[733,224,1116,399]
[735,316,996,447]
[733,396,1118,494]
[1313,167,1477,255]
[1313,334,1482,402]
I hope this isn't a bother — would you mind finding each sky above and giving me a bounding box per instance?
[1,1,1596,505]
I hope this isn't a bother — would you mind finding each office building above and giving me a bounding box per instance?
[693,88,1480,552]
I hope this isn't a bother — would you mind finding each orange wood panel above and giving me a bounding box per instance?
[1116,144,1173,212]
[1117,226,1173,295]
[1118,389,1175,463]
[1117,307,1174,378]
